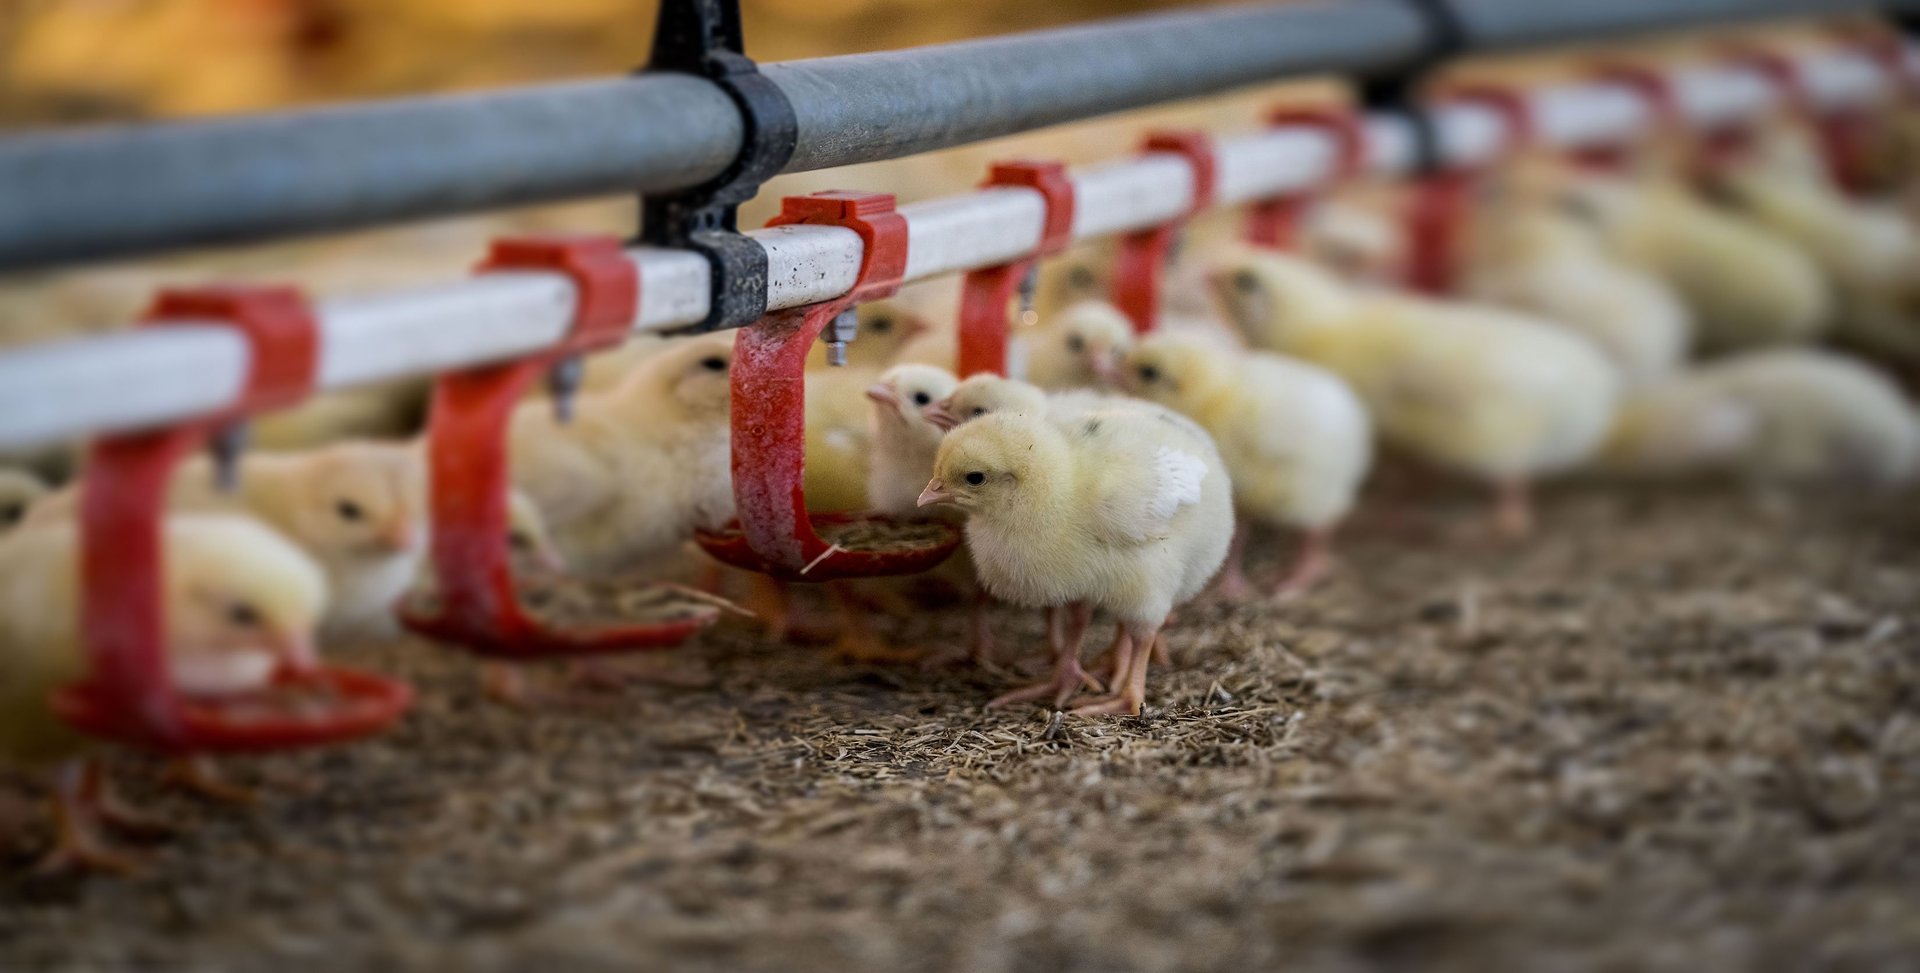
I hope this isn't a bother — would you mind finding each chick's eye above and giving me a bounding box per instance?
[1065,335,1085,353]
[0,502,20,526]
[869,316,892,334]
[1068,266,1097,289]
[964,471,987,486]
[335,499,364,521]
[1232,270,1259,293]
[1138,365,1161,382]
[227,602,261,628]
[700,356,728,372]
[509,532,530,550]
[971,407,987,417]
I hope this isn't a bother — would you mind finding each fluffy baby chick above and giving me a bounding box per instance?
[509,332,735,575]
[0,514,327,870]
[30,441,424,641]
[864,364,961,516]
[1557,171,1831,352]
[802,365,883,514]
[1213,249,1618,537]
[1023,300,1135,391]
[1123,333,1372,599]
[1463,193,1693,387]
[250,380,431,450]
[1601,348,1920,484]
[920,408,1233,715]
[1708,126,1920,363]
[0,468,49,532]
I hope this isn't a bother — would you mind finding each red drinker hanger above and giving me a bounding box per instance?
[1111,130,1217,334]
[1244,105,1370,251]
[52,287,413,754]
[398,235,724,656]
[695,191,962,582]
[954,160,1075,378]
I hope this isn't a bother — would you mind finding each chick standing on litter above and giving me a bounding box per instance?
[1023,300,1136,391]
[1122,332,1372,598]
[920,406,1233,716]
[29,440,425,641]
[1212,249,1618,537]
[508,332,735,575]
[0,514,328,871]
[1462,185,1693,386]
[1600,348,1920,484]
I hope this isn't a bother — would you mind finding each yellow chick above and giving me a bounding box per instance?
[508,332,735,575]
[30,441,425,641]
[250,380,432,450]
[0,514,328,870]
[1709,126,1920,363]
[920,407,1233,716]
[801,365,883,514]
[864,364,961,516]
[1463,194,1693,387]
[1023,300,1135,391]
[0,468,50,533]
[1212,249,1618,537]
[1601,349,1920,484]
[1557,171,1831,352]
[1122,332,1372,599]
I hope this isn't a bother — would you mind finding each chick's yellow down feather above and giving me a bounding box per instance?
[508,333,735,575]
[1463,194,1692,387]
[1601,349,1920,484]
[1213,250,1618,535]
[1124,333,1372,597]
[30,441,423,641]
[0,514,329,770]
[801,365,883,514]
[923,407,1232,715]
[1559,172,1830,352]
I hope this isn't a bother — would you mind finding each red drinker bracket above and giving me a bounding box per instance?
[696,191,962,582]
[1244,105,1370,250]
[52,286,413,754]
[398,234,722,656]
[1112,131,1217,334]
[956,160,1075,377]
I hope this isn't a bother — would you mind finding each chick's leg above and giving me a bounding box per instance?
[1493,478,1533,540]
[1213,523,1255,602]
[1072,620,1161,717]
[967,586,997,666]
[162,754,258,805]
[827,582,921,664]
[988,602,1101,709]
[35,760,139,874]
[1273,527,1335,600]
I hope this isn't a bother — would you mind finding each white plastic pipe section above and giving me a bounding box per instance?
[0,45,1902,450]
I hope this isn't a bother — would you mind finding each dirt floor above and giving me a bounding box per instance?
[2,479,1919,972]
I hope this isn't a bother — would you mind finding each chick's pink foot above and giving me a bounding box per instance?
[35,762,142,875]
[1271,528,1334,601]
[163,755,258,806]
[986,658,1103,710]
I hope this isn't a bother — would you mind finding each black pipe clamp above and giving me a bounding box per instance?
[1359,0,1470,173]
[638,0,798,333]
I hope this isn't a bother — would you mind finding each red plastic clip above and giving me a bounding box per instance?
[695,191,961,582]
[957,160,1076,377]
[399,235,721,657]
[1113,130,1217,334]
[52,286,413,754]
[1245,105,1370,250]
[1401,84,1538,295]
[1822,29,1920,195]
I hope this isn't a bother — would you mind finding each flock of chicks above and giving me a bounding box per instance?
[6,77,1920,872]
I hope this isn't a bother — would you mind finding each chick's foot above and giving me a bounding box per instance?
[35,762,141,875]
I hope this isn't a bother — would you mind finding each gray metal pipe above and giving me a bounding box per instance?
[0,0,1901,270]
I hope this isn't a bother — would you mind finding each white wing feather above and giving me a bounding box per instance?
[1148,446,1207,520]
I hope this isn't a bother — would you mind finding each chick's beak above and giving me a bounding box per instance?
[1087,351,1122,387]
[272,630,322,677]
[923,398,960,431]
[917,479,956,508]
[379,517,417,553]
